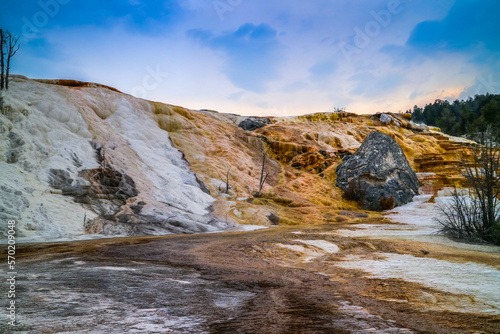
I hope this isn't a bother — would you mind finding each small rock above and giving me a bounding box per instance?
[267,212,280,225]
[379,113,393,125]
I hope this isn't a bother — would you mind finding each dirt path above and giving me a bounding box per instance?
[7,219,500,333]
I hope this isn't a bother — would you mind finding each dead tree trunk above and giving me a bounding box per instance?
[224,166,231,194]
[0,29,5,90]
[5,31,20,90]
[257,151,269,196]
[219,164,231,194]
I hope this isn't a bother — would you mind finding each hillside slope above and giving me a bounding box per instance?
[0,77,474,241]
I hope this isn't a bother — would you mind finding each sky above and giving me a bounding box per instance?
[1,0,499,116]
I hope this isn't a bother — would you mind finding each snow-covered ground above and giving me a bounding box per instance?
[0,77,228,242]
[336,252,500,314]
[276,240,340,262]
[280,193,500,314]
[332,192,500,314]
[334,194,500,252]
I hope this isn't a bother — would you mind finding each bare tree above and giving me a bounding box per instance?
[435,188,483,241]
[462,129,500,232]
[0,29,20,90]
[5,31,20,90]
[257,151,269,196]
[435,127,500,244]
[0,29,5,89]
[218,164,232,194]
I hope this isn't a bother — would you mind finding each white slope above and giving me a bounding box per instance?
[0,77,226,242]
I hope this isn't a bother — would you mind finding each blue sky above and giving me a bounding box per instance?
[1,0,499,116]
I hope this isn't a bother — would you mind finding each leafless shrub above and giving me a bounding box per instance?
[434,188,487,242]
[435,127,500,245]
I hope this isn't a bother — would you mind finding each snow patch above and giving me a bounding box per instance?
[297,240,340,253]
[276,240,340,262]
[276,243,324,262]
[335,253,500,314]
[228,224,269,232]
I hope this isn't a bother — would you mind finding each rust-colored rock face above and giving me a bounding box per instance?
[1,77,478,238]
[33,79,123,93]
[164,107,476,225]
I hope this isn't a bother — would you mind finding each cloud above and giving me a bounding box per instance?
[349,73,403,99]
[407,0,500,54]
[379,0,500,100]
[284,81,309,93]
[10,35,80,79]
[459,74,500,100]
[379,44,425,66]
[308,59,337,84]
[188,23,282,93]
[409,89,435,100]
[3,0,187,40]
[4,0,499,116]
[228,91,245,101]
[382,0,500,69]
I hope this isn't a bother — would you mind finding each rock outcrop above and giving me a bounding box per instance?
[238,117,272,131]
[336,131,420,211]
[1,77,475,241]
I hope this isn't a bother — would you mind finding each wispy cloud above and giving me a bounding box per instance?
[350,73,403,99]
[407,0,500,55]
[189,23,282,93]
[309,59,337,85]
[2,0,499,116]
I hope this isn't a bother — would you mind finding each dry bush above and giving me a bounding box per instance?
[435,188,500,244]
[435,128,500,245]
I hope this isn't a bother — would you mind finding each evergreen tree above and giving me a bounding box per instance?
[411,94,500,138]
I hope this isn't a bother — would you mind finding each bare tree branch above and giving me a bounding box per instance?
[257,151,268,196]
[437,127,500,245]
[5,31,20,90]
[0,29,5,90]
[218,163,232,194]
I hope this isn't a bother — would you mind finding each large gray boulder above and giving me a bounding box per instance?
[336,131,419,211]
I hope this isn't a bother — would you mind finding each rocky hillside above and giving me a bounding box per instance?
[0,76,475,241]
